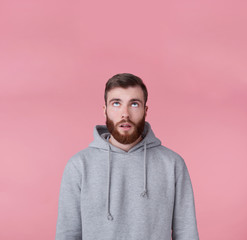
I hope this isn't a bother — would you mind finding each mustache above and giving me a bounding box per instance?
[117,119,135,125]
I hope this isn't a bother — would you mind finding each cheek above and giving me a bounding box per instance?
[106,108,120,119]
[130,108,144,117]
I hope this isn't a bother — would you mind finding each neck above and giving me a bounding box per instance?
[109,135,143,152]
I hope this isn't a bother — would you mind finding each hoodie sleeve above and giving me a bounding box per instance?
[171,157,199,240]
[55,155,82,240]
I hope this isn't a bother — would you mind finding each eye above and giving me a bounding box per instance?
[131,102,139,107]
[113,102,120,107]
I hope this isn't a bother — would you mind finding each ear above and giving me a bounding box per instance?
[103,105,107,118]
[144,105,148,117]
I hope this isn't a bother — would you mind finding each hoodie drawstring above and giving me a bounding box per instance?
[107,142,114,221]
[140,140,148,198]
[106,138,148,221]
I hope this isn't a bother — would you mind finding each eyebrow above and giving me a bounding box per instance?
[130,98,143,104]
[108,98,143,105]
[109,98,121,104]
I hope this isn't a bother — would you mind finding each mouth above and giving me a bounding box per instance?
[119,123,132,130]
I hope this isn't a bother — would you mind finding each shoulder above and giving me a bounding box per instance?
[64,148,88,172]
[65,146,101,167]
[153,145,185,162]
[152,145,187,173]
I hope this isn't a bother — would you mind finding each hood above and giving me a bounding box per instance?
[89,121,161,153]
[88,121,162,221]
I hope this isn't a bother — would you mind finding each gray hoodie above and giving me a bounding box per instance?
[55,122,199,240]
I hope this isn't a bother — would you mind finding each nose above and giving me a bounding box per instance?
[121,105,130,119]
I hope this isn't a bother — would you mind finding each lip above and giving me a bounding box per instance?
[118,122,132,131]
[119,122,132,127]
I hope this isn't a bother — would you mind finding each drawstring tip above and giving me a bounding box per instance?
[140,190,148,198]
[107,213,113,221]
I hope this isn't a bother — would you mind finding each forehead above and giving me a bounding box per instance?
[107,86,144,102]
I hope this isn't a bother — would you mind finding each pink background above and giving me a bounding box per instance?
[1,0,247,239]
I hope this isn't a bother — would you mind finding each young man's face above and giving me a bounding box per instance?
[103,86,148,144]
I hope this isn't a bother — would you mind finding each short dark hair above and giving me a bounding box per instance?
[104,73,148,106]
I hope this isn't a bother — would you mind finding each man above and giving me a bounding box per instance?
[55,73,199,240]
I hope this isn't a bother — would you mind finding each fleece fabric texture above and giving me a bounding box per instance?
[55,122,199,240]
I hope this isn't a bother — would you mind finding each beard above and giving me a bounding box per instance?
[106,114,146,145]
